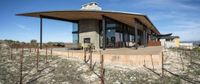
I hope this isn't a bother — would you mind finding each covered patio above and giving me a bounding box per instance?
[17,10,160,50]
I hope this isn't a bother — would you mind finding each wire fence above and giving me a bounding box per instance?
[1,43,200,83]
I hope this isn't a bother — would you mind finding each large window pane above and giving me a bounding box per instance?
[106,29,115,48]
[73,33,78,43]
[72,23,78,32]
[72,23,78,43]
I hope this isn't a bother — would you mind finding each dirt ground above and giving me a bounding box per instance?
[0,44,200,84]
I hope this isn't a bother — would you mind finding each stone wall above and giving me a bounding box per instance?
[79,19,100,49]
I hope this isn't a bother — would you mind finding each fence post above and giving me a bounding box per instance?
[189,51,192,63]
[84,48,87,63]
[51,47,52,58]
[19,47,24,84]
[29,47,31,56]
[36,46,39,71]
[16,46,18,51]
[89,48,92,70]
[100,51,104,84]
[29,47,31,53]
[35,46,36,53]
[180,50,184,71]
[143,59,146,67]
[10,47,13,60]
[162,51,164,78]
[46,47,48,63]
[150,54,154,70]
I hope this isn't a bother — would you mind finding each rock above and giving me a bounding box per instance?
[77,65,89,72]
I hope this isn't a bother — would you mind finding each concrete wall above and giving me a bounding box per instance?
[53,50,162,69]
[79,19,100,49]
[174,38,180,47]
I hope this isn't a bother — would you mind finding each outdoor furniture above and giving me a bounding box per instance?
[129,42,139,50]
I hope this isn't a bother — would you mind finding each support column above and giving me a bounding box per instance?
[134,23,138,43]
[122,25,125,47]
[145,30,148,47]
[40,16,43,49]
[143,30,146,47]
[102,16,106,50]
[143,29,148,47]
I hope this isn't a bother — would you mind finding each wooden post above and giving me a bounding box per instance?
[180,51,184,71]
[100,52,104,84]
[84,48,87,63]
[35,46,36,52]
[150,54,154,70]
[36,46,39,71]
[29,47,31,56]
[16,46,18,51]
[89,48,92,70]
[143,59,146,67]
[189,51,192,63]
[46,47,48,63]
[19,47,24,84]
[10,48,13,60]
[72,50,73,58]
[162,51,164,78]
[51,48,52,58]
[29,47,31,53]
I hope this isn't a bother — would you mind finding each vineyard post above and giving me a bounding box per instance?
[162,51,164,78]
[36,46,39,71]
[89,48,92,70]
[84,48,86,63]
[19,47,24,84]
[51,47,52,58]
[100,51,104,84]
[46,47,48,63]
[10,47,13,60]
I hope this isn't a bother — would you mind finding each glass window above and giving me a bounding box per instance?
[115,32,123,47]
[73,33,78,43]
[72,23,78,32]
[107,24,116,28]
[106,29,115,48]
[130,35,134,42]
[72,23,78,43]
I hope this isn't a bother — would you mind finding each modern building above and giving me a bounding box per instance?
[17,2,161,50]
[159,36,180,48]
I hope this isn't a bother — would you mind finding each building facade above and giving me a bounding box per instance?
[17,2,160,50]
[160,36,180,48]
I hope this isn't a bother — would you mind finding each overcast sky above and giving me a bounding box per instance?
[0,0,200,42]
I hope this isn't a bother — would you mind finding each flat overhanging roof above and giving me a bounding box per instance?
[16,10,160,34]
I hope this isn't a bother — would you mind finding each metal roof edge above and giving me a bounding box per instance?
[16,10,159,34]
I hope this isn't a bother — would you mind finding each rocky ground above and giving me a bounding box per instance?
[163,48,200,84]
[0,44,200,84]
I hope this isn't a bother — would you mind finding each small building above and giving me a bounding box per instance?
[179,42,194,49]
[16,2,161,50]
[159,36,180,48]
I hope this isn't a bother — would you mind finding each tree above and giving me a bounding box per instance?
[30,39,37,44]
